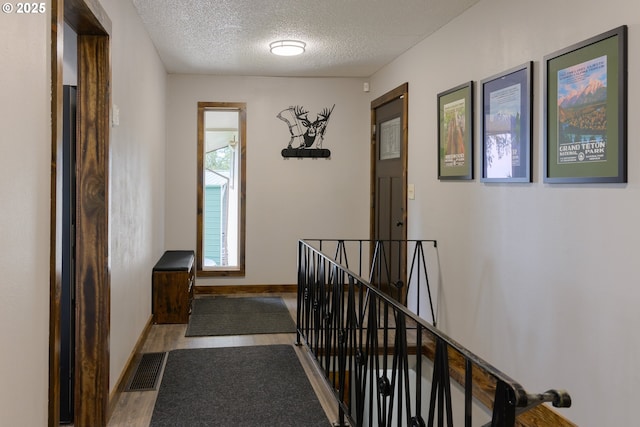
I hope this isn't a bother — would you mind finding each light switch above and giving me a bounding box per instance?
[112,104,120,127]
[408,183,415,200]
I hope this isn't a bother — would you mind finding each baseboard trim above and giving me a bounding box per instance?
[195,284,297,294]
[107,315,154,422]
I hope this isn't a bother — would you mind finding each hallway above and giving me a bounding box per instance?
[107,293,339,426]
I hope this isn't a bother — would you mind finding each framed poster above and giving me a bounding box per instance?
[438,81,474,180]
[481,62,532,183]
[544,25,627,183]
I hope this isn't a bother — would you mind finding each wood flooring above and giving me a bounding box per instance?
[107,293,341,427]
[106,292,575,427]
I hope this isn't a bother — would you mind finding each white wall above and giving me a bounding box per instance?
[0,8,51,426]
[166,75,371,285]
[3,0,633,424]
[98,0,167,391]
[371,0,639,425]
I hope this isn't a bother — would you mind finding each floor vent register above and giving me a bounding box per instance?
[125,352,167,391]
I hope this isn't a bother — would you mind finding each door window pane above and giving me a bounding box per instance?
[380,117,401,160]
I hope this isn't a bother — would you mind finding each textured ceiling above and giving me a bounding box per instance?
[131,0,481,77]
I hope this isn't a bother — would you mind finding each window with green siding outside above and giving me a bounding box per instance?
[197,103,246,276]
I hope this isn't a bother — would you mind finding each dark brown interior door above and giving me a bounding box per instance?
[375,98,404,242]
[371,84,408,299]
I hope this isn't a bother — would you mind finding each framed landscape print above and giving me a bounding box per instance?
[543,25,627,183]
[481,62,532,183]
[438,81,474,180]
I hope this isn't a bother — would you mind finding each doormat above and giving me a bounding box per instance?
[185,296,297,337]
[150,345,329,426]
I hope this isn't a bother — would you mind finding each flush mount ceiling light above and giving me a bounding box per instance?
[269,40,306,56]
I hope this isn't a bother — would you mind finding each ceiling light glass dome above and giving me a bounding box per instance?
[269,40,306,56]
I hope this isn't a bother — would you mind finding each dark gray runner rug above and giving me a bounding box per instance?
[185,296,296,337]
[150,345,330,426]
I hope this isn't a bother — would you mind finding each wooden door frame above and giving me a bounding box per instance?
[370,83,409,242]
[50,1,112,426]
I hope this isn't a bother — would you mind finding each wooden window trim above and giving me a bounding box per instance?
[196,102,246,277]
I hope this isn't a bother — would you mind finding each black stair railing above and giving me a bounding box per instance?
[296,239,571,427]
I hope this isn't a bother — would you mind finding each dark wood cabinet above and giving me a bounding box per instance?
[152,250,195,324]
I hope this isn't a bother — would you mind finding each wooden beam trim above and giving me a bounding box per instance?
[50,0,112,425]
[74,33,111,427]
[65,0,112,35]
[48,1,64,426]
